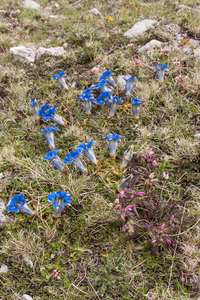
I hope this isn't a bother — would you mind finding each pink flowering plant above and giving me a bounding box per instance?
[143,148,158,167]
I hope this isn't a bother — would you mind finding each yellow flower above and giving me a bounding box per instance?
[109,16,114,21]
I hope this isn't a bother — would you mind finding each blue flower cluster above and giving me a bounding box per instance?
[8,192,71,218]
[79,70,123,119]
[30,101,67,126]
[78,70,144,122]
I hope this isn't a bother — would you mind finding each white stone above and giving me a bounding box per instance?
[88,8,103,18]
[0,173,3,179]
[194,133,200,139]
[139,40,163,52]
[194,47,200,57]
[49,15,58,18]
[22,254,33,268]
[0,198,5,213]
[0,264,8,273]
[124,19,158,38]
[54,3,59,8]
[63,43,68,50]
[71,82,76,88]
[177,5,200,13]
[0,213,6,224]
[189,39,200,49]
[23,0,41,10]
[117,74,131,90]
[10,46,36,64]
[23,295,33,300]
[36,47,66,60]
[182,44,193,54]
[0,198,6,224]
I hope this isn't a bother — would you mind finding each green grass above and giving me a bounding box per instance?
[0,0,200,299]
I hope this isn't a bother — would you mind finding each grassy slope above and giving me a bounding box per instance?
[0,0,200,299]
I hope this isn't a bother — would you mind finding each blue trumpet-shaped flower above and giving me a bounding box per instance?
[8,194,33,216]
[48,191,71,217]
[40,127,59,150]
[30,99,40,121]
[79,88,97,105]
[119,174,133,191]
[77,140,97,165]
[124,77,138,96]
[97,91,111,106]
[52,71,68,89]
[109,96,123,117]
[100,70,116,87]
[93,79,108,93]
[132,98,142,120]
[43,149,64,171]
[122,145,134,168]
[104,134,122,158]
[64,150,87,173]
[153,65,168,81]
[39,104,51,118]
[43,107,67,126]
[79,94,93,116]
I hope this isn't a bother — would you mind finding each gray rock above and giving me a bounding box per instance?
[177,4,200,13]
[124,19,158,38]
[0,198,6,224]
[0,264,8,273]
[36,47,66,60]
[189,39,200,48]
[22,295,33,300]
[10,46,36,64]
[49,15,58,18]
[117,74,131,90]
[139,39,163,52]
[0,198,5,213]
[182,44,193,54]
[71,82,76,88]
[22,254,33,268]
[194,133,200,139]
[194,47,200,57]
[88,8,103,18]
[23,0,41,10]
[63,43,68,50]
[0,213,6,224]
[0,173,4,179]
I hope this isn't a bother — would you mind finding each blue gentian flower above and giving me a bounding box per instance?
[43,149,64,171]
[132,98,142,120]
[43,107,67,126]
[123,77,138,96]
[104,134,122,158]
[39,104,51,118]
[8,194,33,216]
[79,88,97,105]
[77,140,97,165]
[79,94,92,117]
[64,150,87,173]
[48,191,71,217]
[30,99,40,122]
[93,79,108,93]
[52,71,68,89]
[122,145,134,168]
[100,70,116,87]
[109,96,123,117]
[153,65,168,81]
[119,174,133,190]
[40,127,59,150]
[97,91,111,106]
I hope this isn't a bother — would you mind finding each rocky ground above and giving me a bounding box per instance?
[0,0,200,299]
